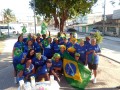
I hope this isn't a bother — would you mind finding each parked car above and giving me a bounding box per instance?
[0,26,16,35]
[66,28,77,33]
[90,29,102,35]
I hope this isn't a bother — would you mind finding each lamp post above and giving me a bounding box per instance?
[103,0,106,35]
[33,0,36,34]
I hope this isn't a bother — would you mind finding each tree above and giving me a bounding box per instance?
[3,8,16,24]
[30,0,97,32]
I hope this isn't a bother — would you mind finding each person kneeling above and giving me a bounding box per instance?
[18,59,35,82]
[36,59,60,82]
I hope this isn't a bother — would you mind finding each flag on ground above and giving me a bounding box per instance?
[41,22,47,35]
[22,26,27,34]
[63,52,91,89]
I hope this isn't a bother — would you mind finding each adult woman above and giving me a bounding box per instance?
[68,33,73,42]
[59,45,66,61]
[12,35,24,83]
[52,38,60,54]
[24,40,34,54]
[34,37,43,53]
[36,59,52,81]
[84,36,91,49]
[21,49,35,64]
[52,53,62,73]
[74,53,80,61]
[75,39,87,65]
[42,36,53,59]
[18,59,35,81]
[67,38,78,57]
[32,53,47,71]
[86,38,101,83]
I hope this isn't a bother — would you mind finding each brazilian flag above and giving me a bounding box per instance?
[42,39,49,47]
[22,26,27,34]
[14,48,22,57]
[41,22,47,35]
[63,52,91,90]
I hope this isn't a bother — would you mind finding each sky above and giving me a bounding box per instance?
[0,0,120,20]
[92,0,120,14]
[0,0,33,20]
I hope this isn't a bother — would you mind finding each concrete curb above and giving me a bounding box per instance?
[100,54,120,64]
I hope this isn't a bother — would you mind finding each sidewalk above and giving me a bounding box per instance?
[0,33,120,90]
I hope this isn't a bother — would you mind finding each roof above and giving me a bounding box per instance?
[112,9,120,19]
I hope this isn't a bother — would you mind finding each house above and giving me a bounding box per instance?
[67,10,120,36]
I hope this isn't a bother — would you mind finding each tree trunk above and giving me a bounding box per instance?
[59,10,68,32]
[53,13,59,29]
[60,18,65,32]
[54,18,59,29]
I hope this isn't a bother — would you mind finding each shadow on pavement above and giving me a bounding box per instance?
[59,76,75,90]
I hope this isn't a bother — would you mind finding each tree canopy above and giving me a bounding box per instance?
[2,8,16,24]
[30,0,97,32]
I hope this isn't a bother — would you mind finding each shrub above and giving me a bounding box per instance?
[92,32,103,44]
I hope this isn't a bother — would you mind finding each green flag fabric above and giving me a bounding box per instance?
[22,26,27,34]
[42,39,49,47]
[63,52,91,89]
[16,64,24,71]
[14,48,22,57]
[41,22,47,35]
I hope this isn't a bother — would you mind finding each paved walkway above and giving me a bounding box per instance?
[0,34,120,90]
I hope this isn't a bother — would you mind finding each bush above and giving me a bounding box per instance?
[92,32,103,44]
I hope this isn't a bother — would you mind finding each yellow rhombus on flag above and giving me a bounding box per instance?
[63,58,82,83]
[63,51,91,89]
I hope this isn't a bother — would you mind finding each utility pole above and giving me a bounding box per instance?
[33,0,36,34]
[103,0,106,35]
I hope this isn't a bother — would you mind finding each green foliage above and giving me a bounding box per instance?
[30,0,97,20]
[92,32,103,44]
[30,0,97,31]
[2,8,16,23]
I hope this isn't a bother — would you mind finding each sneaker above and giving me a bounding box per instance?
[14,77,17,84]
[90,74,94,80]
[93,78,97,84]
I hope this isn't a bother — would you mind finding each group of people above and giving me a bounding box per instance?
[12,32,101,84]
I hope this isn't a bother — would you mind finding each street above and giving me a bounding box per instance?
[0,32,120,90]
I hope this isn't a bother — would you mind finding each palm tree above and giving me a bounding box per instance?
[3,8,16,24]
